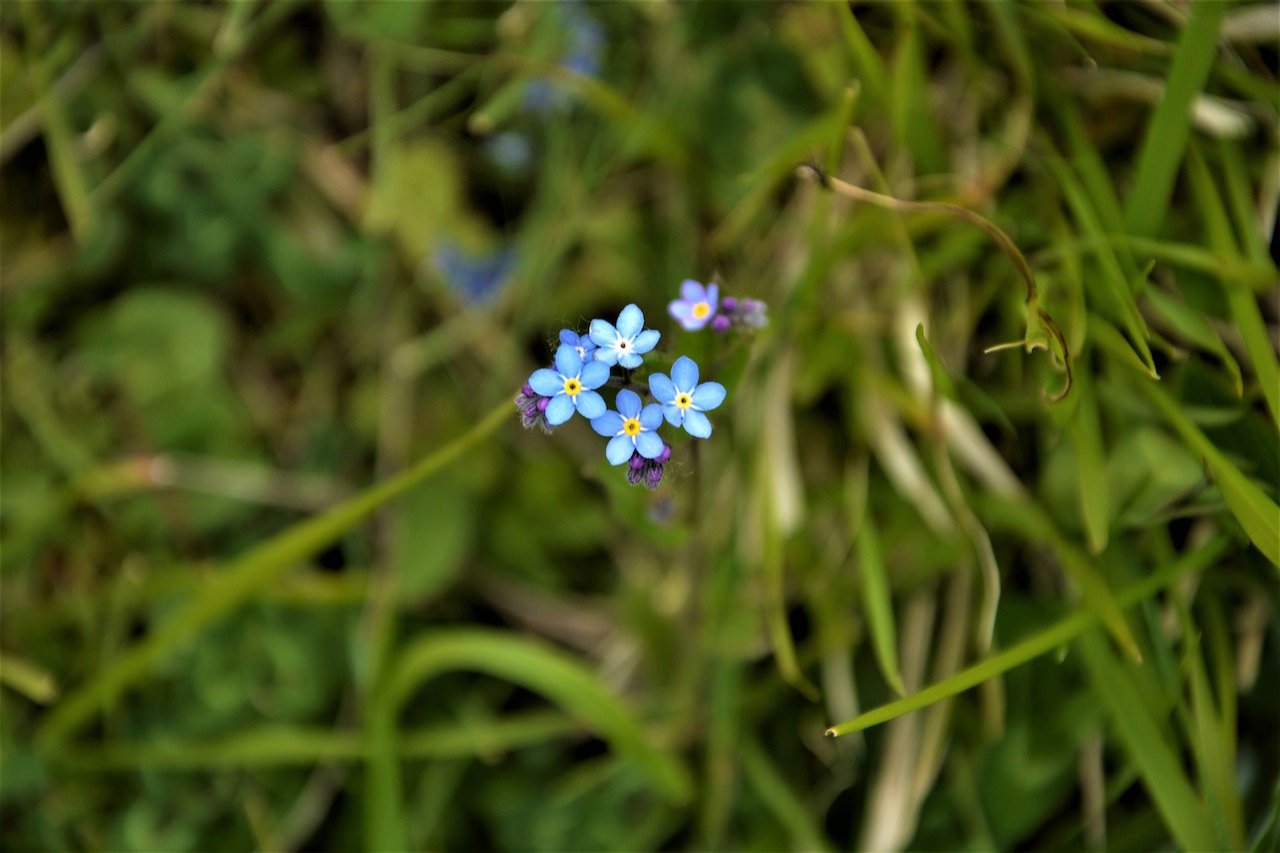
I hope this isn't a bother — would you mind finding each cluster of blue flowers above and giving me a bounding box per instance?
[517,284,765,489]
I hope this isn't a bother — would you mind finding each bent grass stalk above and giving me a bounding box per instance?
[37,400,512,750]
[797,164,1073,401]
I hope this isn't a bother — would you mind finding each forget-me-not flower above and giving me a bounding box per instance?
[649,355,726,438]
[527,344,609,425]
[432,242,516,304]
[559,328,597,364]
[589,304,660,369]
[668,280,719,331]
[590,388,665,464]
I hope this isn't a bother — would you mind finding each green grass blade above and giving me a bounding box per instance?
[36,401,512,749]
[1184,143,1280,427]
[366,629,694,849]
[1093,321,1280,568]
[1043,150,1159,377]
[60,711,579,770]
[1079,630,1218,851]
[856,520,906,696]
[1066,369,1110,553]
[825,535,1228,736]
[740,735,832,852]
[1123,0,1229,238]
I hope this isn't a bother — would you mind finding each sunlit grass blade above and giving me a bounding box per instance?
[1122,0,1229,238]
[1078,630,1219,851]
[36,401,512,749]
[825,535,1228,737]
[365,629,694,849]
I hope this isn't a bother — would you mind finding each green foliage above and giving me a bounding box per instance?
[2,2,1278,851]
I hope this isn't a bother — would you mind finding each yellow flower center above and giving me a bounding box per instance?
[692,301,711,319]
[563,378,582,397]
[675,393,692,410]
[622,417,642,436]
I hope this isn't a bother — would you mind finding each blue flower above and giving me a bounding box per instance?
[432,242,516,304]
[591,388,665,465]
[589,304,660,369]
[559,328,597,364]
[668,279,719,331]
[527,344,609,426]
[648,355,726,438]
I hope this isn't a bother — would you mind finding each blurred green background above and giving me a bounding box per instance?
[2,1,1279,850]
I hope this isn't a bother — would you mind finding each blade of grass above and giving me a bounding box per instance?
[18,3,95,242]
[1041,149,1158,378]
[1093,320,1280,568]
[824,534,1228,736]
[1123,0,1229,238]
[1184,143,1280,427]
[740,735,832,853]
[36,400,512,749]
[1065,367,1110,553]
[365,629,694,849]
[855,519,906,696]
[1172,592,1245,847]
[59,711,578,770]
[1078,630,1219,851]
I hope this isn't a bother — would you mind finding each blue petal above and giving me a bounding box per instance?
[617,351,644,370]
[589,319,619,346]
[591,411,623,436]
[554,344,581,377]
[706,283,719,309]
[668,301,697,330]
[606,434,635,465]
[680,279,704,302]
[616,304,643,338]
[545,393,576,425]
[528,368,562,397]
[662,403,684,426]
[575,390,606,419]
[559,329,577,346]
[635,430,663,459]
[616,388,641,418]
[683,409,712,438]
[632,329,660,354]
[594,347,619,366]
[691,381,726,411]
[639,403,664,430]
[671,356,699,392]
[579,360,610,389]
[649,373,676,404]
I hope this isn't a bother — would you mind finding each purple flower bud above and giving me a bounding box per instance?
[645,463,663,489]
[629,453,646,471]
[522,383,534,396]
[626,465,644,486]
[721,296,738,312]
[711,314,731,333]
[536,396,550,413]
[657,444,671,464]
